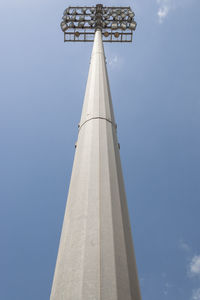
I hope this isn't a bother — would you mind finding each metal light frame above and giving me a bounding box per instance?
[60,4,137,43]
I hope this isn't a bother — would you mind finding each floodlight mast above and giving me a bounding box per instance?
[51,3,141,300]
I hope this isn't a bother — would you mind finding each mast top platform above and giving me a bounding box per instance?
[60,4,137,43]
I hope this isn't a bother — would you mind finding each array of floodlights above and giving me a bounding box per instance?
[60,5,137,42]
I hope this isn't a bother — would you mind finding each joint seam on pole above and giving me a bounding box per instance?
[79,117,117,131]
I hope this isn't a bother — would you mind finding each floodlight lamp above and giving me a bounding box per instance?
[72,9,77,15]
[69,22,74,28]
[64,8,70,15]
[129,12,135,18]
[121,13,126,19]
[79,16,85,21]
[105,20,110,26]
[111,22,118,30]
[70,15,76,22]
[62,15,69,21]
[104,15,109,20]
[127,16,133,22]
[129,21,137,30]
[78,21,85,28]
[90,7,95,13]
[60,21,68,32]
[81,7,87,14]
[121,23,127,30]
[88,20,95,26]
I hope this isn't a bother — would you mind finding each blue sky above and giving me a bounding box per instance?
[0,0,200,299]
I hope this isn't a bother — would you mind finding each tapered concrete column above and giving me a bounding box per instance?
[50,29,141,300]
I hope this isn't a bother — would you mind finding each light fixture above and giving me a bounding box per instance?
[70,15,76,22]
[88,20,95,26]
[104,15,109,20]
[69,22,74,28]
[121,22,127,30]
[129,11,135,18]
[62,15,70,21]
[90,8,95,13]
[60,21,68,31]
[79,16,85,21]
[111,22,118,30]
[81,7,87,14]
[129,22,137,30]
[63,8,70,15]
[78,22,85,28]
[127,16,133,22]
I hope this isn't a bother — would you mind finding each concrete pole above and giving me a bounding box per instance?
[50,29,141,300]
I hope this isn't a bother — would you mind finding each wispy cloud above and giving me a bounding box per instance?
[156,0,172,23]
[156,0,191,23]
[163,282,173,296]
[179,243,200,299]
[192,288,200,300]
[108,55,119,67]
[190,255,200,277]
[107,54,124,70]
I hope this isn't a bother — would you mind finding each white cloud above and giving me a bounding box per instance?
[190,255,200,277]
[157,0,172,23]
[108,55,119,66]
[157,3,170,23]
[107,54,124,69]
[187,255,200,300]
[156,0,191,23]
[192,288,200,300]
